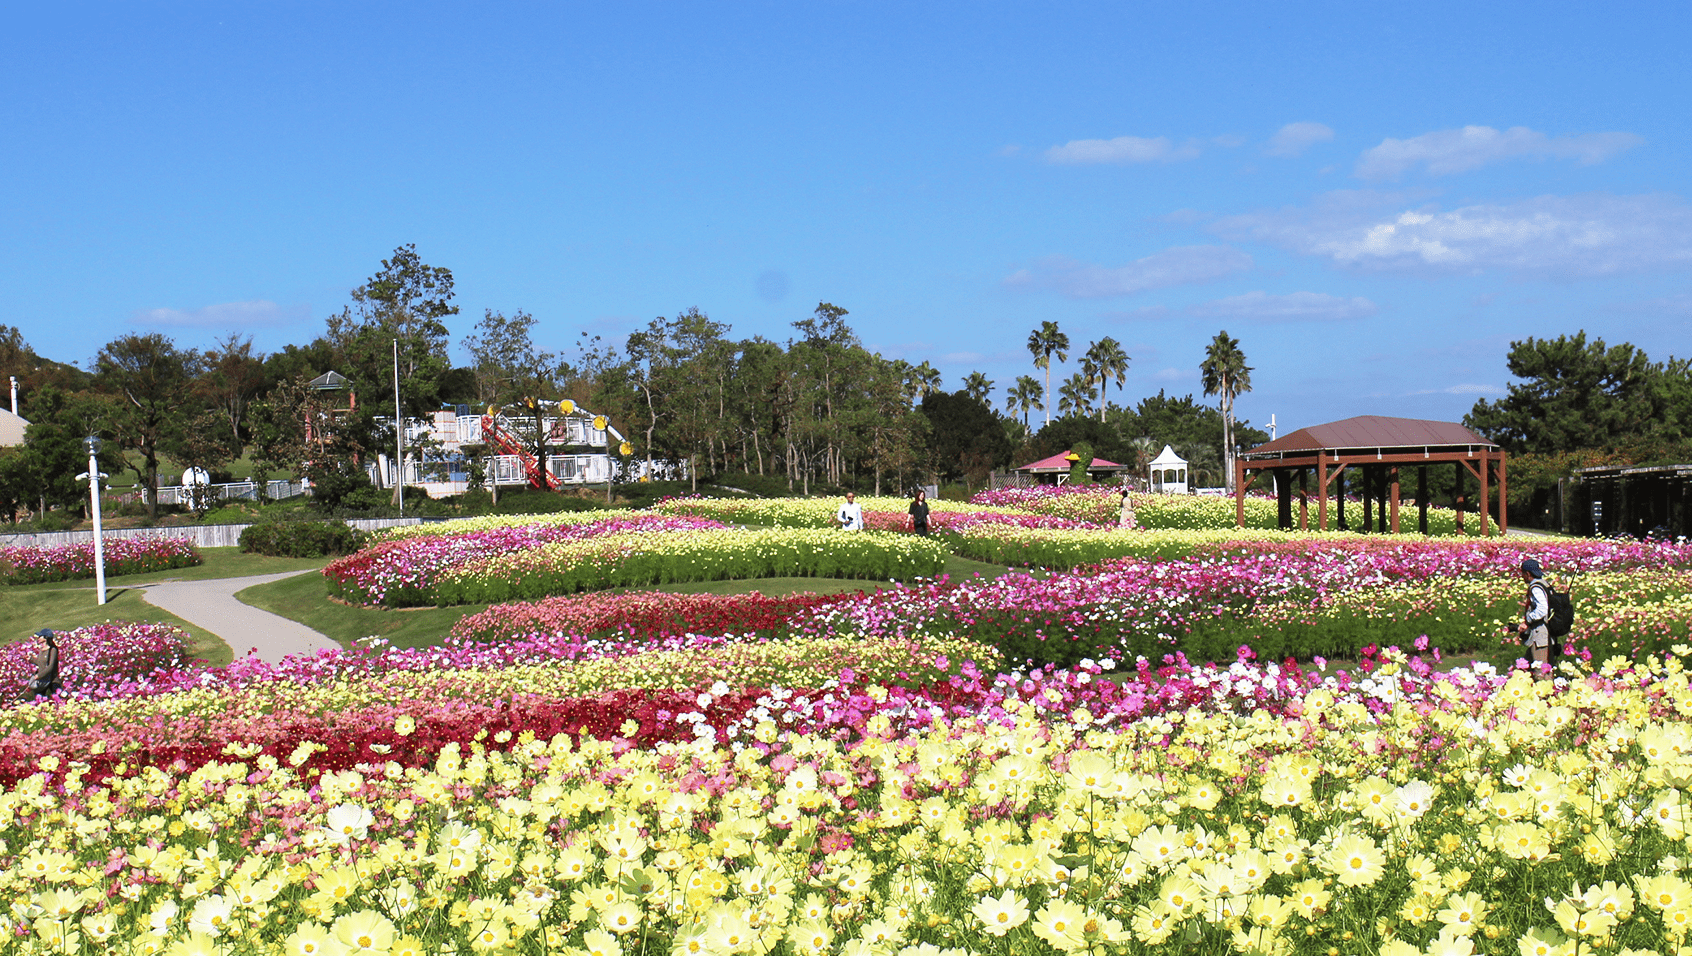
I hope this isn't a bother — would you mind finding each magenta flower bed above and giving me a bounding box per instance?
[0,536,200,585]
[322,513,728,605]
[0,622,200,702]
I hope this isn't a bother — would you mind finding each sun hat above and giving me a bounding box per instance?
[1519,558,1542,578]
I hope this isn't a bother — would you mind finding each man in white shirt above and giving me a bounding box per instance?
[837,492,864,532]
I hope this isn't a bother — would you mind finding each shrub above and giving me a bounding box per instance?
[238,520,365,558]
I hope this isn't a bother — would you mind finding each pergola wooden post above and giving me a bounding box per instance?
[1389,466,1400,533]
[1417,465,1428,535]
[1298,468,1309,530]
[1453,461,1464,533]
[1317,457,1329,530]
[1233,416,1505,536]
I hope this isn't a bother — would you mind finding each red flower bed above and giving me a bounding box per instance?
[451,590,866,642]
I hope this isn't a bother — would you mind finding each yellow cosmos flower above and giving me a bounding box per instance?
[971,888,1030,936]
[1324,832,1385,887]
[332,910,397,953]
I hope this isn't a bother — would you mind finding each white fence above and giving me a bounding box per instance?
[0,517,421,550]
[145,479,308,506]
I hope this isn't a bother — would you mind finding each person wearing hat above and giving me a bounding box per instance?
[22,629,61,702]
[1512,559,1552,674]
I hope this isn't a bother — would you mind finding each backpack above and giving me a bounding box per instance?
[1536,579,1574,639]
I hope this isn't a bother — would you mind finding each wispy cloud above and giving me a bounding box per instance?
[1265,122,1334,158]
[1003,246,1251,298]
[130,300,310,330]
[1188,290,1378,322]
[1044,136,1201,165]
[1355,125,1643,181]
[1212,191,1692,278]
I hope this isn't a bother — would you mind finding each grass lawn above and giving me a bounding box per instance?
[236,573,493,652]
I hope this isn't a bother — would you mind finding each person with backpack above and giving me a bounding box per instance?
[21,629,61,702]
[1513,558,1570,676]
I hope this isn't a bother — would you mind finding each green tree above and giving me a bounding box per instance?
[1083,337,1130,420]
[200,332,267,446]
[1026,321,1070,428]
[1057,371,1097,419]
[322,245,459,503]
[95,333,203,518]
[905,361,942,403]
[920,390,1011,485]
[1465,333,1683,453]
[962,371,993,405]
[7,387,123,519]
[1200,330,1253,493]
[1005,375,1044,428]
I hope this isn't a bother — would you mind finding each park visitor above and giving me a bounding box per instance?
[909,489,930,535]
[1512,558,1552,675]
[22,629,60,702]
[1118,486,1135,527]
[837,492,864,532]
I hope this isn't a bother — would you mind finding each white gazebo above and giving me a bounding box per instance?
[1148,444,1189,494]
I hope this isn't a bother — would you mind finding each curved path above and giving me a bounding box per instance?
[140,571,340,664]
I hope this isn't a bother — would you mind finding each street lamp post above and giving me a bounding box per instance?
[78,436,108,605]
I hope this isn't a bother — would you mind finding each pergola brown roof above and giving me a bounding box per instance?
[1234,415,1507,535]
[1243,415,1496,459]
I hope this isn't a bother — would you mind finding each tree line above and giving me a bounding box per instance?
[0,246,1266,521]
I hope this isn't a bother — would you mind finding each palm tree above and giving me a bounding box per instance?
[1005,375,1044,428]
[907,361,942,401]
[1200,330,1254,493]
[1057,371,1097,419]
[1026,321,1070,428]
[1084,337,1130,421]
[962,371,993,405]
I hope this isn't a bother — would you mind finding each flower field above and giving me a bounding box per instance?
[8,494,1692,954]
[0,537,200,585]
[327,515,949,607]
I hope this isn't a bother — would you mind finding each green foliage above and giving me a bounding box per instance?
[238,520,366,558]
[919,390,1011,484]
[1467,332,1691,454]
[1068,441,1094,484]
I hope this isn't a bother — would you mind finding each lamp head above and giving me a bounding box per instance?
[84,435,101,455]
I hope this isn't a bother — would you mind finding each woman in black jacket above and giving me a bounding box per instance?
[908,489,931,535]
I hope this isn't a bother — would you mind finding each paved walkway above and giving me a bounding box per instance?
[140,571,340,663]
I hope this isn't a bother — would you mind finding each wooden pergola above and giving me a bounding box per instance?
[1234,415,1507,535]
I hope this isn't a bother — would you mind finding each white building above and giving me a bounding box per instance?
[1148,444,1190,495]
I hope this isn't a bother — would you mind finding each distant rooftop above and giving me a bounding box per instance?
[1242,415,1496,459]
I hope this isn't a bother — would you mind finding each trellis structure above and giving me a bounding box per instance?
[1234,415,1507,535]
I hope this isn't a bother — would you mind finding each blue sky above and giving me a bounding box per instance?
[3,2,1688,434]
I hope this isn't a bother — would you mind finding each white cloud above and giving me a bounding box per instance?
[1355,125,1643,181]
[1152,367,1190,382]
[131,300,310,330]
[1044,136,1201,165]
[1212,191,1692,277]
[1188,290,1378,322]
[994,144,1022,157]
[1265,122,1334,157]
[941,351,986,364]
[1003,245,1252,298]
